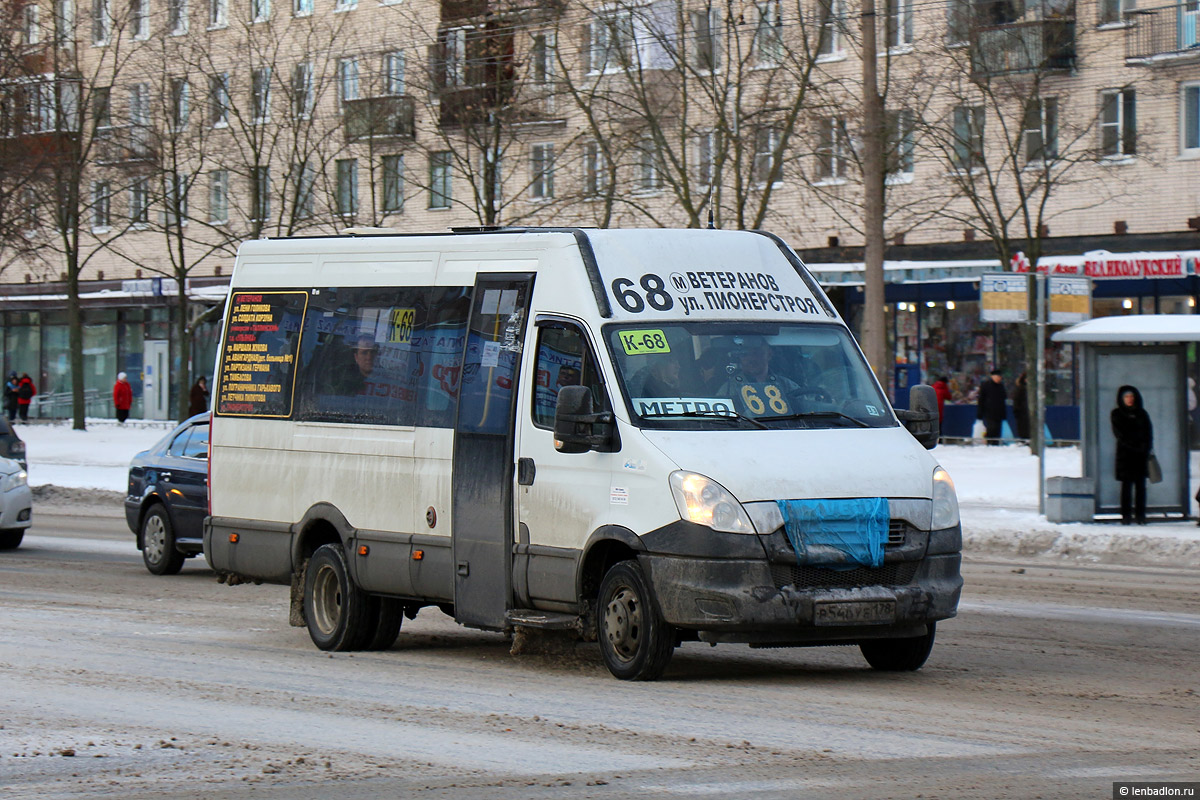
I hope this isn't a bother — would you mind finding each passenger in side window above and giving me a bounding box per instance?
[332,335,378,395]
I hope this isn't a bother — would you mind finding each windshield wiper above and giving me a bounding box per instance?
[756,410,871,428]
[641,410,768,430]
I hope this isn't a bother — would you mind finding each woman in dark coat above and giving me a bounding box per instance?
[1013,372,1030,440]
[1111,384,1153,525]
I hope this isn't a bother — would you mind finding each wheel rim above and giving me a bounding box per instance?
[603,584,643,663]
[310,564,343,636]
[143,515,166,563]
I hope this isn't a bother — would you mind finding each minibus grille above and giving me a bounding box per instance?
[769,561,919,591]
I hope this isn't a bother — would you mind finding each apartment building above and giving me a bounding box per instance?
[1,0,1198,419]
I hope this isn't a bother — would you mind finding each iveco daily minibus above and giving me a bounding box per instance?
[205,227,961,680]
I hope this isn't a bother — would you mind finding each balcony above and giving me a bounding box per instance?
[970,18,1076,76]
[1125,3,1200,64]
[344,95,416,141]
[94,125,154,164]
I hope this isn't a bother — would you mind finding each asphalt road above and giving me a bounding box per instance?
[1,506,1197,800]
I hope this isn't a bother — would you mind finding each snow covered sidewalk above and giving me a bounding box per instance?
[12,419,1200,566]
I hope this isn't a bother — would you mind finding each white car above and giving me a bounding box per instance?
[0,456,31,550]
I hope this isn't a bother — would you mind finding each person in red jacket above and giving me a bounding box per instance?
[16,373,35,421]
[931,375,952,425]
[113,372,133,423]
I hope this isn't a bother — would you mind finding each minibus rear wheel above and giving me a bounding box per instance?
[859,623,936,671]
[304,543,374,651]
[364,597,403,651]
[597,560,675,681]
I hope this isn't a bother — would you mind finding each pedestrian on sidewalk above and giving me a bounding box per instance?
[1111,384,1152,525]
[113,372,133,424]
[3,373,18,422]
[976,369,1007,445]
[932,375,951,425]
[1013,372,1030,440]
[188,376,209,417]
[16,373,35,421]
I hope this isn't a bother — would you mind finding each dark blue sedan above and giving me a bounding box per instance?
[125,413,210,575]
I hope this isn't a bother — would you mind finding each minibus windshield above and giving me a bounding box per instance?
[606,322,896,430]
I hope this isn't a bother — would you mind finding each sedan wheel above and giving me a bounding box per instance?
[141,506,184,575]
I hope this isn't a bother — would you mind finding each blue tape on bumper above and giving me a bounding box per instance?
[775,498,889,568]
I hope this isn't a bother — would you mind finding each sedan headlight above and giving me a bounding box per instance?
[932,467,960,529]
[669,471,755,534]
[2,470,27,493]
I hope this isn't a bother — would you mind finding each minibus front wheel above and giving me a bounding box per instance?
[597,560,675,681]
[859,623,936,671]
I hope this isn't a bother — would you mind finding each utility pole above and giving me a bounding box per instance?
[861,0,888,381]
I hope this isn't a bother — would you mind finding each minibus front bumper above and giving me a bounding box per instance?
[639,550,961,643]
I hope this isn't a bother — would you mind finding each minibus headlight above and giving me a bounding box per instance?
[669,471,755,534]
[2,470,27,493]
[932,467,960,530]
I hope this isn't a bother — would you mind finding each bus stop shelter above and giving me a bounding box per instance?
[1052,315,1198,520]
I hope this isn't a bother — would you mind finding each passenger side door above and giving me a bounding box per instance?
[162,421,209,541]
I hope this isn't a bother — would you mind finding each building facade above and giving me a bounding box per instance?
[2,0,1199,421]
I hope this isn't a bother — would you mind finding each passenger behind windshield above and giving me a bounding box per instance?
[609,323,894,430]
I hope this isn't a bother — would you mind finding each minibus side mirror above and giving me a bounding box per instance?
[553,385,617,454]
[896,384,940,450]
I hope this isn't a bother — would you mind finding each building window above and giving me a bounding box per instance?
[886,109,915,178]
[336,159,358,216]
[1100,88,1136,158]
[1098,0,1133,25]
[382,154,404,212]
[585,9,634,73]
[91,181,111,230]
[1023,96,1058,163]
[250,0,268,22]
[23,2,40,45]
[429,151,451,209]
[690,8,720,70]
[129,82,150,155]
[293,0,311,15]
[753,127,783,185]
[335,0,355,10]
[583,142,608,197]
[816,116,849,181]
[530,143,555,199]
[91,0,110,44]
[292,62,312,119]
[168,0,187,34]
[251,67,271,123]
[383,51,405,95]
[818,0,845,57]
[952,105,984,171]
[696,131,716,185]
[129,0,147,39]
[164,171,188,225]
[251,167,270,221]
[169,78,189,131]
[55,0,75,46]
[130,177,149,226]
[946,0,970,43]
[530,32,555,83]
[1182,83,1200,155]
[209,72,229,126]
[209,0,226,26]
[339,58,360,102]
[635,137,661,192]
[753,0,783,64]
[208,169,228,223]
[93,85,111,130]
[292,162,314,219]
[885,0,913,50]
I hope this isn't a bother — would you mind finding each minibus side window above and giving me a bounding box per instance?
[532,324,608,428]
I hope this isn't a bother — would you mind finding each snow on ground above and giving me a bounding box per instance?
[11,418,1200,564]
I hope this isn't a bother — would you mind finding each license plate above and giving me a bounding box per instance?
[813,600,896,626]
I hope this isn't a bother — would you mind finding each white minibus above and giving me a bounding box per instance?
[205,227,961,680]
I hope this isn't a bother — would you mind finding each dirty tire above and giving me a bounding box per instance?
[364,597,404,651]
[859,623,936,671]
[141,505,184,575]
[597,560,674,681]
[303,543,374,651]
[0,528,24,550]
